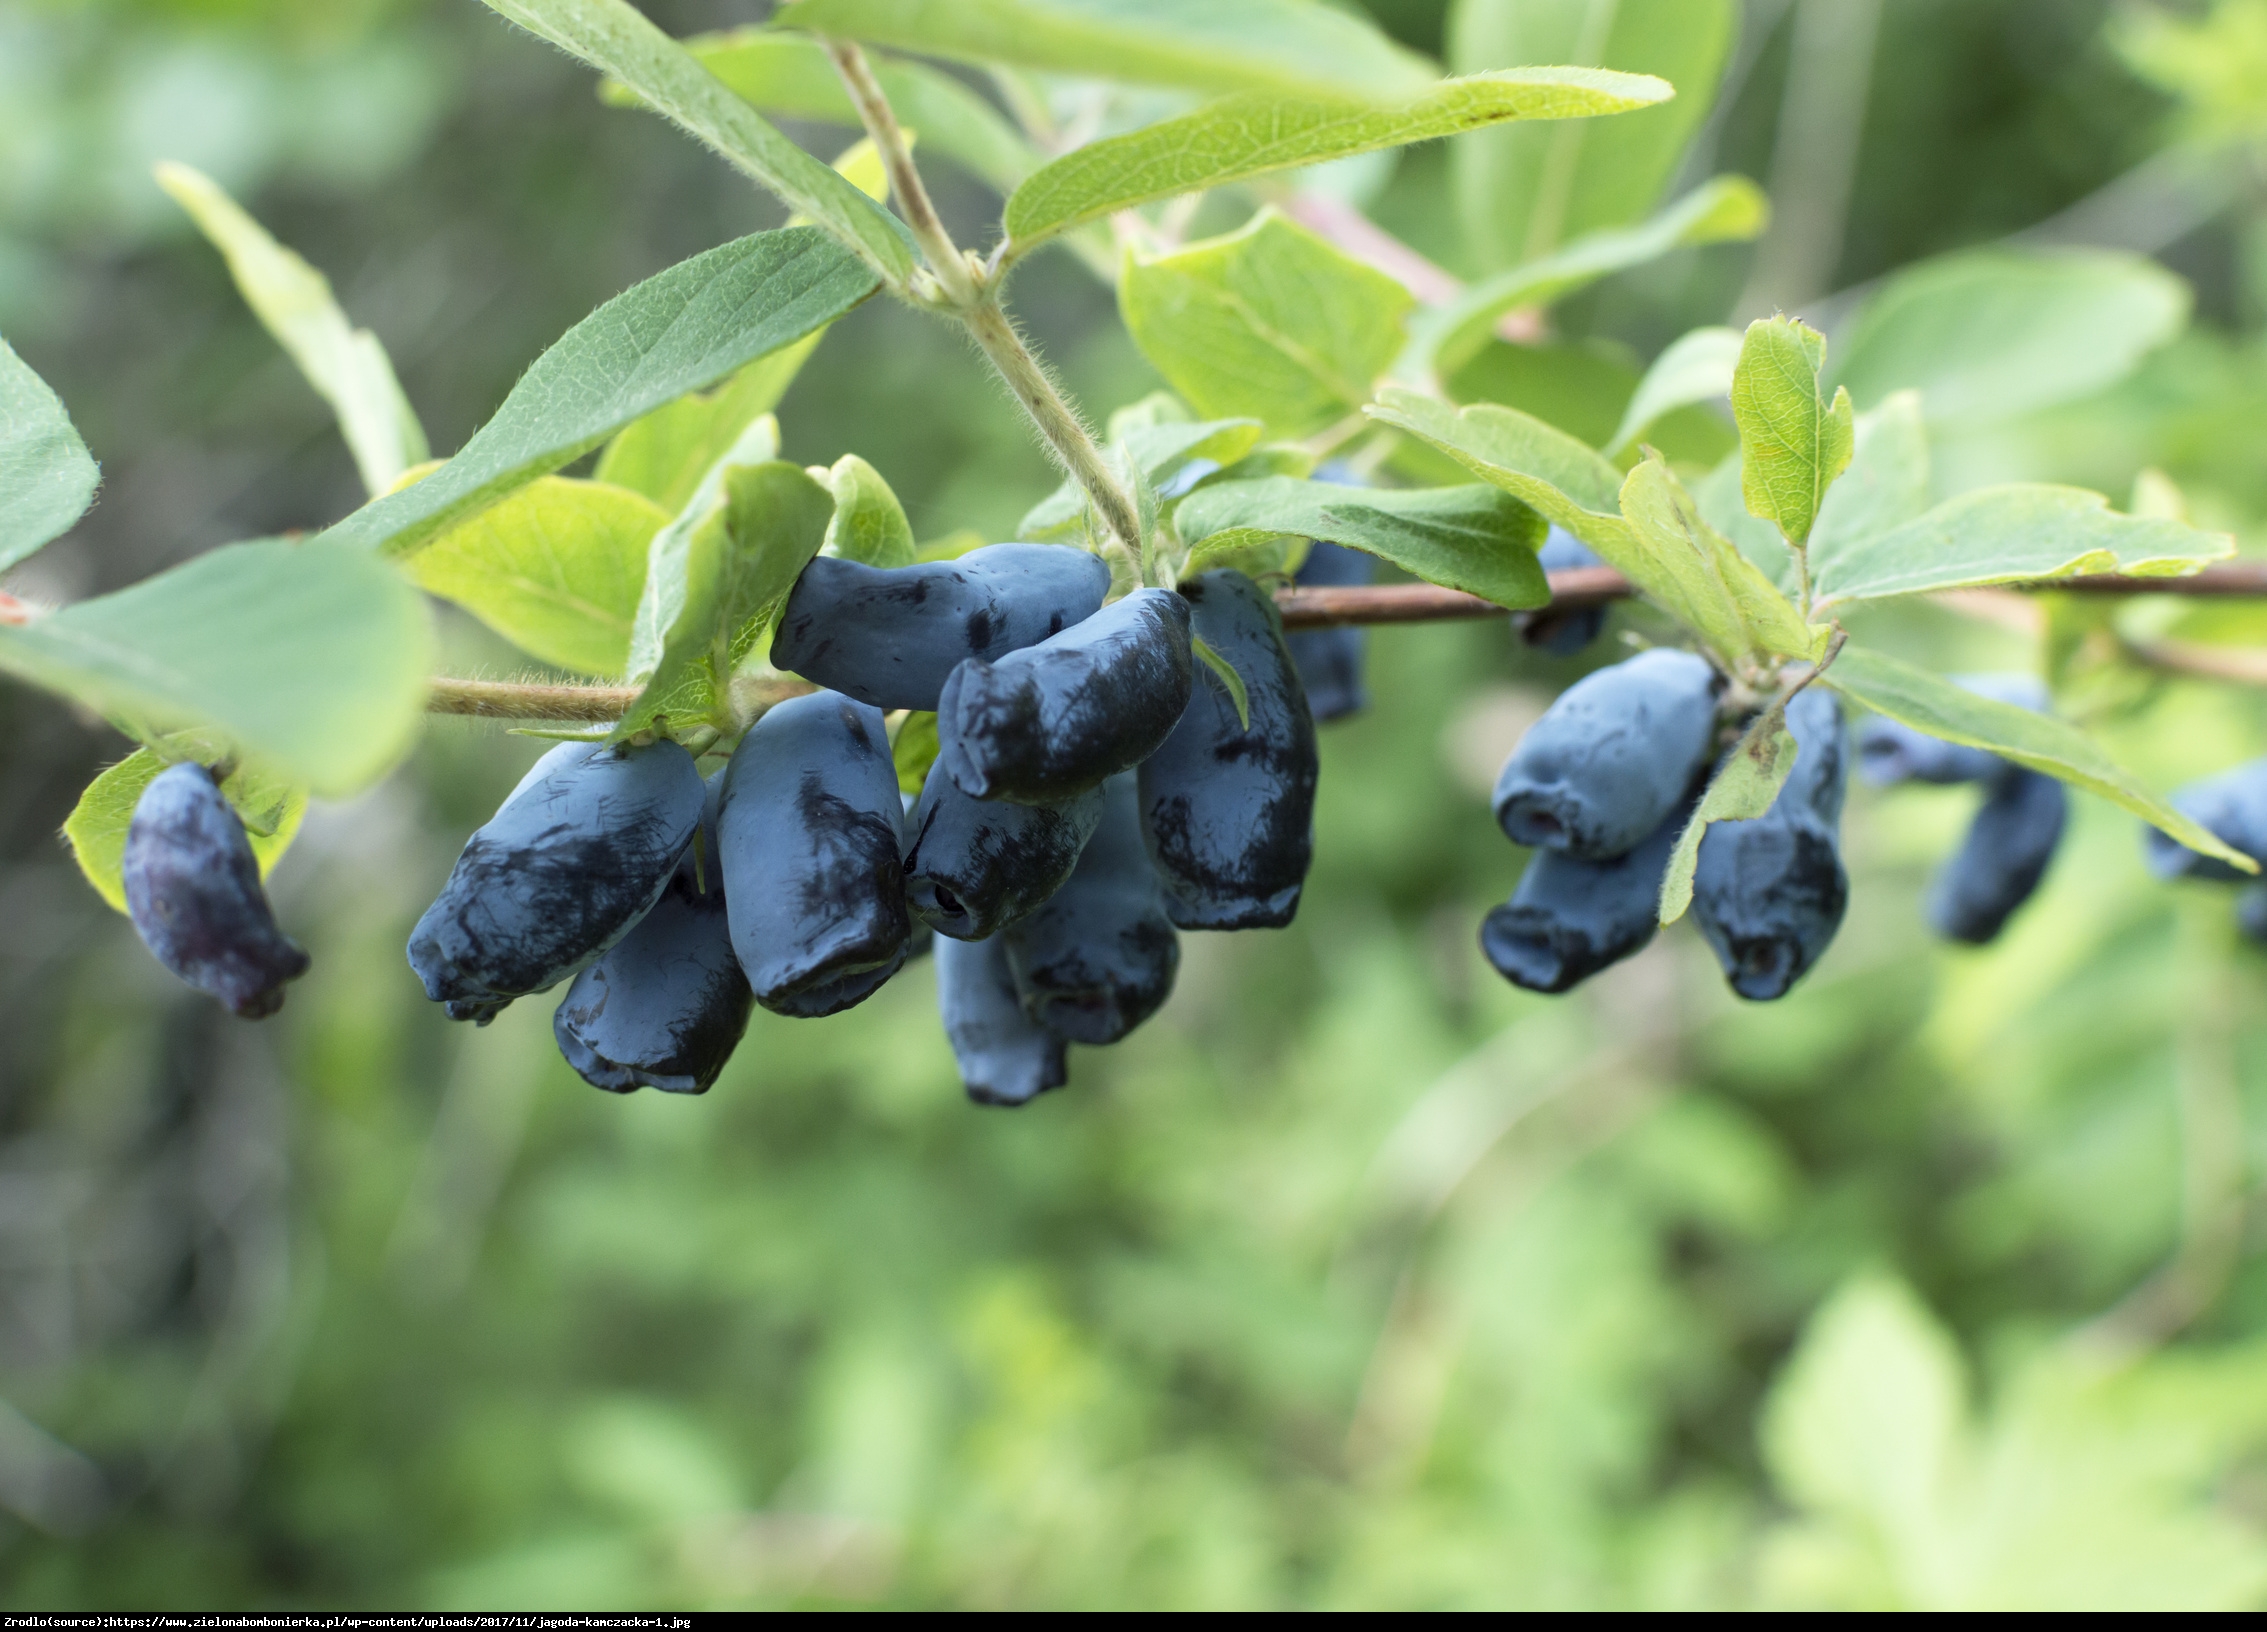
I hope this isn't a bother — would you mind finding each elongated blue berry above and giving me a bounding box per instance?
[2144,756,2267,882]
[124,762,309,1019]
[936,932,1069,1107]
[771,544,1111,712]
[1481,792,1693,993]
[1284,540,1372,724]
[1494,648,1721,859]
[1927,767,2066,945]
[409,740,704,1020]
[904,765,1102,942]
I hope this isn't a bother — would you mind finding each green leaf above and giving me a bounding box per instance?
[156,162,428,498]
[1822,643,2256,872]
[609,28,1038,193]
[891,709,940,796]
[1659,706,1799,925]
[594,347,809,515]
[315,228,874,559]
[771,0,1438,100]
[1019,417,1264,542]
[1808,392,1932,571]
[1811,485,2236,612]
[480,0,914,283]
[1413,177,1768,378]
[1121,210,1414,439]
[63,749,307,916]
[1172,476,1547,609]
[1003,67,1674,254]
[1621,455,1821,666]
[1449,0,1738,269]
[1606,325,1741,456]
[821,454,916,568]
[1829,248,2190,424]
[615,449,835,742]
[0,333,100,571]
[406,477,667,677]
[1190,634,1251,732]
[1733,316,1853,552]
[0,540,432,796]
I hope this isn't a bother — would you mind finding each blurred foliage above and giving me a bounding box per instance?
[6,0,2267,1611]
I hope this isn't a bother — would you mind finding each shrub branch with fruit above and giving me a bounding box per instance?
[5,0,2266,1106]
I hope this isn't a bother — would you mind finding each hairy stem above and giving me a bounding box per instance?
[821,34,1143,559]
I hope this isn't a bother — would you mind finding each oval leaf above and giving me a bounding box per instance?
[0,333,100,572]
[1004,67,1673,253]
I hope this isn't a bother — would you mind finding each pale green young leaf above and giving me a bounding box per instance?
[407,477,666,677]
[594,347,806,515]
[1734,316,1854,551]
[822,454,916,568]
[1829,248,2190,424]
[1412,177,1767,378]
[771,0,1437,99]
[1811,485,2235,612]
[1019,417,1263,541]
[156,163,428,497]
[1702,392,1934,593]
[1121,210,1415,438]
[1823,644,2255,872]
[1606,325,1741,455]
[1696,454,1794,590]
[0,333,100,571]
[616,454,835,742]
[1172,476,1548,609]
[606,28,1038,193]
[1659,707,1799,925]
[316,228,874,558]
[1191,635,1251,733]
[1450,0,1737,269]
[1621,456,1820,666]
[480,0,913,282]
[1003,68,1673,254]
[63,749,307,916]
[0,540,432,796]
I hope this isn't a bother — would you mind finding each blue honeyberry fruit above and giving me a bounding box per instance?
[1926,767,2067,945]
[1284,540,1373,725]
[770,544,1112,712]
[2144,756,2267,883]
[553,773,752,1094]
[1515,527,1609,657]
[1691,687,1849,1001]
[1480,791,1694,994]
[1002,772,1179,1046]
[719,689,911,1017]
[903,761,1103,942]
[1493,648,1721,859]
[936,586,1194,806]
[935,932,1069,1107]
[123,762,311,1019]
[409,739,705,1020]
[1856,675,2049,787]
[1138,569,1319,930]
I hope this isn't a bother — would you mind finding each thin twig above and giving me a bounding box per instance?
[426,676,810,721]
[819,37,971,306]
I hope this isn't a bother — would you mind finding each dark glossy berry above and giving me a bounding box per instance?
[770,543,1111,712]
[1493,649,1721,859]
[1856,675,2048,787]
[554,775,752,1094]
[1926,768,2066,945]
[719,690,910,1017]
[1691,687,1849,1001]
[936,932,1069,1107]
[1515,527,1607,657]
[2144,756,2267,883]
[1138,570,1318,929]
[1284,540,1372,724]
[1003,773,1178,1046]
[123,762,310,1019]
[409,740,704,1018]
[936,587,1194,806]
[1480,793,1693,993]
[903,764,1102,942]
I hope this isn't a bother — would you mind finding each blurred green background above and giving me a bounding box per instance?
[8,0,2267,1609]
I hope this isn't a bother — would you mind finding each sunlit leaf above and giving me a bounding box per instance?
[821,454,916,568]
[594,351,807,516]
[316,228,874,558]
[64,749,307,915]
[1606,325,1741,455]
[0,333,100,571]
[1733,316,1852,552]
[1004,68,1673,253]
